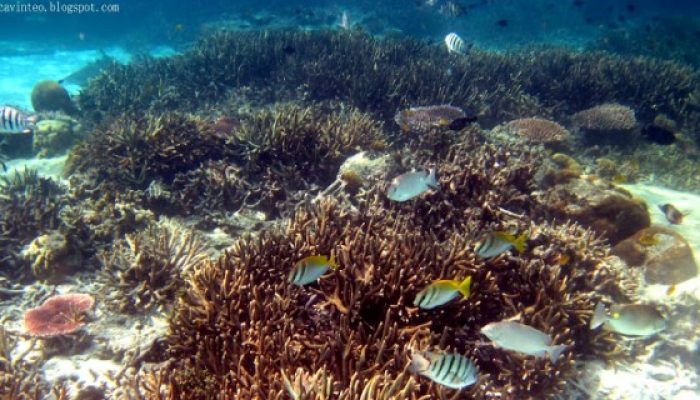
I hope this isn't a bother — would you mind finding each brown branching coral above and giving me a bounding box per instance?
[0,169,67,277]
[155,192,630,399]
[384,134,542,239]
[65,112,223,190]
[230,103,385,182]
[99,220,209,313]
[78,30,700,136]
[0,326,46,399]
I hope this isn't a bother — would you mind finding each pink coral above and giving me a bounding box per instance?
[24,293,95,337]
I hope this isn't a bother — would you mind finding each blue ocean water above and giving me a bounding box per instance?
[0,1,699,398]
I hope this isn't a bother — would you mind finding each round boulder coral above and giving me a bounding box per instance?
[571,103,637,134]
[504,117,571,144]
[30,80,78,115]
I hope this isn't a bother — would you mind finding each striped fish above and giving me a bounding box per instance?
[414,276,471,309]
[444,32,469,54]
[288,254,337,286]
[410,350,478,389]
[475,231,528,259]
[0,106,36,134]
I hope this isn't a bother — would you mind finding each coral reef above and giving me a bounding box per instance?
[32,115,82,158]
[155,193,630,399]
[534,175,650,245]
[65,112,223,191]
[77,30,700,134]
[99,220,208,313]
[501,117,571,145]
[0,327,47,398]
[21,230,83,283]
[30,80,78,116]
[393,104,467,133]
[612,225,698,285]
[24,293,95,337]
[0,169,67,277]
[571,103,638,140]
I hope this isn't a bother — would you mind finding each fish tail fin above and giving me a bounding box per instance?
[512,232,528,253]
[590,302,607,330]
[427,168,439,189]
[329,253,337,270]
[457,276,472,298]
[547,345,568,363]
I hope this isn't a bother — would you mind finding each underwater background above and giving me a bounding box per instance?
[0,0,699,399]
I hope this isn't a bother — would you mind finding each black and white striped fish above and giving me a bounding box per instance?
[444,32,469,54]
[0,106,36,134]
[410,350,478,389]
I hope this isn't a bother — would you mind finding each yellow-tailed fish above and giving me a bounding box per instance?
[590,302,666,336]
[480,320,567,362]
[414,276,471,310]
[475,231,527,259]
[288,254,337,286]
[410,350,478,389]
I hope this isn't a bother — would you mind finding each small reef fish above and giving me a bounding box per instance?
[658,203,685,225]
[410,350,478,389]
[480,320,567,362]
[387,168,439,202]
[288,254,337,286]
[414,276,471,309]
[394,105,468,133]
[475,231,527,259]
[444,32,470,54]
[590,302,666,336]
[0,106,36,134]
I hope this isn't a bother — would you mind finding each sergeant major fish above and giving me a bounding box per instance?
[475,231,528,259]
[590,302,666,336]
[0,106,36,134]
[414,276,471,309]
[480,320,567,362]
[444,32,470,54]
[288,254,337,286]
[387,168,439,202]
[410,350,478,389]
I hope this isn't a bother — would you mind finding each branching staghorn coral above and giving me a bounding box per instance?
[78,30,700,134]
[0,169,67,277]
[99,219,209,313]
[230,103,385,182]
[148,189,633,399]
[65,112,223,191]
[0,326,46,399]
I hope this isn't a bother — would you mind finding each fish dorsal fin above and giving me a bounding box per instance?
[505,313,521,322]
